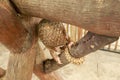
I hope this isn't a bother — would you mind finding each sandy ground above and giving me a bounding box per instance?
[0,43,120,80]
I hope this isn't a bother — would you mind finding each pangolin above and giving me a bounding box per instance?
[38,19,84,64]
[38,19,70,64]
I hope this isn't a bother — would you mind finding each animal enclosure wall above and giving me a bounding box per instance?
[64,24,120,53]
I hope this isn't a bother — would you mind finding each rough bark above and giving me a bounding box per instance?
[11,0,120,37]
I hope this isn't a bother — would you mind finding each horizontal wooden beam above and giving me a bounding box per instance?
[11,0,120,37]
[69,32,119,58]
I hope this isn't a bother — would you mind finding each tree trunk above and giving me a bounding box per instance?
[11,0,120,37]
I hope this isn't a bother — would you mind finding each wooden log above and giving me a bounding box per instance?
[0,2,31,54]
[5,38,36,80]
[4,16,38,80]
[69,32,119,58]
[34,64,63,80]
[11,0,120,37]
[0,1,38,80]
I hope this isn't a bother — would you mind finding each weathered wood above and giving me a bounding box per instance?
[0,2,31,53]
[34,64,63,80]
[0,1,67,80]
[0,1,40,80]
[11,0,120,37]
[5,39,36,80]
[69,32,119,58]
[1,1,119,79]
[4,15,39,80]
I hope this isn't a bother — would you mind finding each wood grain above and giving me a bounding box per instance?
[12,0,120,37]
[0,3,30,53]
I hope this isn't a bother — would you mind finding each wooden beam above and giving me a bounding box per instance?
[34,64,63,80]
[11,0,120,37]
[0,1,38,80]
[0,2,31,54]
[4,15,38,80]
[69,32,119,58]
[5,39,36,80]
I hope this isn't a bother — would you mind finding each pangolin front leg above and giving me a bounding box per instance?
[49,48,62,64]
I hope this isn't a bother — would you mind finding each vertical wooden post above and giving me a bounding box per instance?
[0,3,30,53]
[5,41,36,80]
[0,2,37,80]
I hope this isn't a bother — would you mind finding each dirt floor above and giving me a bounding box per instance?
[0,43,120,80]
